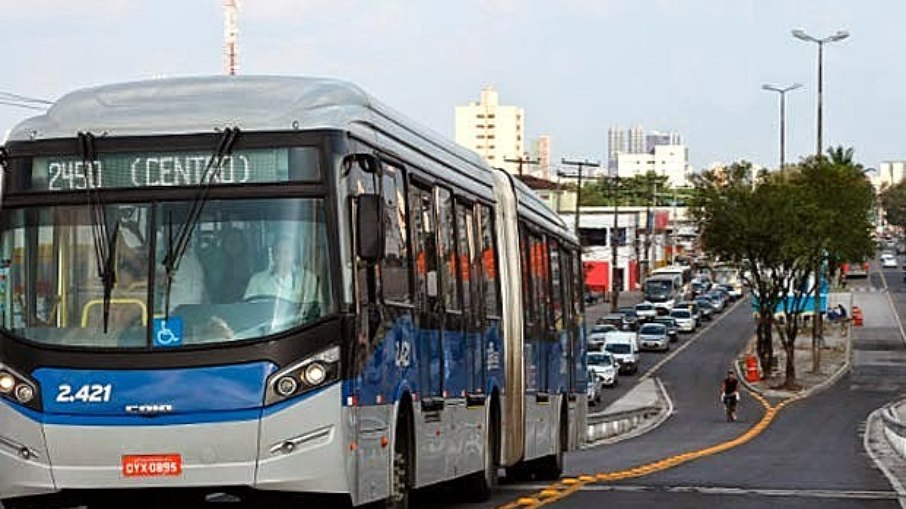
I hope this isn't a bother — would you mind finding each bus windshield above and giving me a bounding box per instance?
[0,197,334,348]
[644,279,673,292]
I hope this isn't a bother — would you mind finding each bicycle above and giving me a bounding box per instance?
[722,392,739,422]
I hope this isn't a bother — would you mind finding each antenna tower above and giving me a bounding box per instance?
[223,0,239,75]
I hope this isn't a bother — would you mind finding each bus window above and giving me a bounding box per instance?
[455,202,474,317]
[380,164,411,305]
[479,204,500,317]
[436,187,460,312]
[549,240,563,330]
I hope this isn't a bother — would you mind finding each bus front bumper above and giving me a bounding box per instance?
[0,383,350,503]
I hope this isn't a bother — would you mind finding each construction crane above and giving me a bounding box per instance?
[223,0,239,75]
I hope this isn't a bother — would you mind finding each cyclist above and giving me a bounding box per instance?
[720,370,740,422]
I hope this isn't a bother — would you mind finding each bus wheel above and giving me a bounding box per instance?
[462,400,499,501]
[387,407,413,509]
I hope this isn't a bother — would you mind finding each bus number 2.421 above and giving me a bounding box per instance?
[56,384,113,403]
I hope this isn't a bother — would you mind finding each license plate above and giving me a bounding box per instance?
[122,454,182,477]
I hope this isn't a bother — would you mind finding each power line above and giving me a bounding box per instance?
[0,92,52,105]
[0,99,47,111]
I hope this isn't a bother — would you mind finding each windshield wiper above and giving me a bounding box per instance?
[78,131,120,333]
[160,127,240,318]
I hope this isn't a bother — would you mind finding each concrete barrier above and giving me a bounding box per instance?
[584,377,671,444]
[880,401,906,459]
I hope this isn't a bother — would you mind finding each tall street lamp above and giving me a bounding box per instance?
[762,83,802,173]
[792,29,850,156]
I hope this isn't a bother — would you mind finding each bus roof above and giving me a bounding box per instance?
[6,75,575,242]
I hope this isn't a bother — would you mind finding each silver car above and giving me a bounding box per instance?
[586,368,605,405]
[638,323,670,351]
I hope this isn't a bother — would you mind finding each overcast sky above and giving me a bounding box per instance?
[1,1,902,170]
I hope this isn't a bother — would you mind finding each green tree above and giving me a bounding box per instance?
[881,180,906,228]
[690,161,783,374]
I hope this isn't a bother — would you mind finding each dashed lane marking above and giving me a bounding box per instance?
[496,390,804,509]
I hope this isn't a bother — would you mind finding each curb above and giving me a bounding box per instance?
[736,311,852,401]
[864,406,906,509]
[584,377,674,447]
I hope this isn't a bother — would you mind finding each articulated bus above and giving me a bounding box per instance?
[0,76,587,508]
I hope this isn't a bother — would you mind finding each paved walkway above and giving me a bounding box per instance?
[598,378,660,415]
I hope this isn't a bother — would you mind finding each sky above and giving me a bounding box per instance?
[1,0,903,171]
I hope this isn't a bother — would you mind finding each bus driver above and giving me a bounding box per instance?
[244,237,323,315]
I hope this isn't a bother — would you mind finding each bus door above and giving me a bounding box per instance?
[477,204,500,399]
[435,187,466,403]
[410,183,444,409]
[456,201,483,400]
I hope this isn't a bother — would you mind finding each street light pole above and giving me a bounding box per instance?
[792,29,850,157]
[561,158,601,237]
[762,83,802,174]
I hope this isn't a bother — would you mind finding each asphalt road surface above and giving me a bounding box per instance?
[447,263,906,509]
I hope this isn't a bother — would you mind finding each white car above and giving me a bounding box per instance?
[586,368,604,405]
[670,308,697,332]
[603,334,639,375]
[588,351,618,387]
[882,254,898,268]
[635,302,659,322]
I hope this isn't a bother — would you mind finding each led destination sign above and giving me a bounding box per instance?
[30,148,301,192]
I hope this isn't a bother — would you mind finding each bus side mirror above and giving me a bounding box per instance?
[357,194,385,263]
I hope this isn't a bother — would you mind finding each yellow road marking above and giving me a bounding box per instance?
[496,390,803,509]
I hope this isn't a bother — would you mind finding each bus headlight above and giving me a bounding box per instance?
[276,376,298,397]
[266,346,340,405]
[14,384,34,404]
[0,373,14,393]
[0,363,40,411]
[303,363,327,386]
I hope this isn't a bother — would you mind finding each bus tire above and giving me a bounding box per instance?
[462,397,500,501]
[386,402,413,509]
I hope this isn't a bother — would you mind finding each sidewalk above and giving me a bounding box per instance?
[739,294,853,399]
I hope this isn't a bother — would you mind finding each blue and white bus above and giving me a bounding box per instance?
[0,76,587,508]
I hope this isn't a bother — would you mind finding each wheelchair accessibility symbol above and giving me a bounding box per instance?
[153,318,183,348]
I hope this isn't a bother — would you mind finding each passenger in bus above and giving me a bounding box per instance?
[244,237,323,313]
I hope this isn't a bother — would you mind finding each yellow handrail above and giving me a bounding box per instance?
[81,298,148,328]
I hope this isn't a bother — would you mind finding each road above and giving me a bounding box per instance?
[435,262,906,509]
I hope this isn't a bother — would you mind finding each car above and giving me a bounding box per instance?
[717,283,742,300]
[585,289,604,305]
[708,289,730,309]
[706,291,727,311]
[638,323,670,351]
[588,324,619,349]
[617,307,640,331]
[587,351,618,387]
[675,300,702,321]
[653,316,679,342]
[882,254,898,268]
[597,314,629,331]
[586,368,604,405]
[695,296,717,319]
[634,302,658,322]
[603,332,640,374]
[670,308,697,332]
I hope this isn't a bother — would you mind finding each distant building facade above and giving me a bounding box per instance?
[532,135,552,180]
[455,86,525,175]
[616,145,692,187]
[873,161,906,191]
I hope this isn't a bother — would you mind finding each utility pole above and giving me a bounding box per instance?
[505,155,540,178]
[561,158,601,237]
[605,174,622,312]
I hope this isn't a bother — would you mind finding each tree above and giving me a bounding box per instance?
[690,161,784,374]
[881,180,906,228]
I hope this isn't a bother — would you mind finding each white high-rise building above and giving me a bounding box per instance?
[607,127,627,170]
[628,126,645,155]
[455,86,525,175]
[616,144,691,187]
[872,161,906,191]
